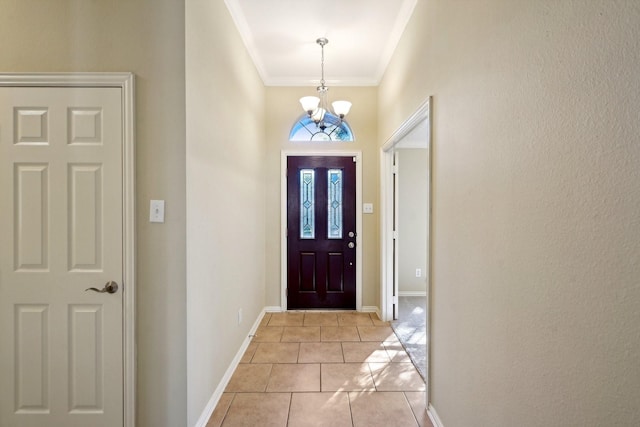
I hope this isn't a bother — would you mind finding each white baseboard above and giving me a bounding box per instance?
[398,291,427,297]
[193,308,266,427]
[361,306,381,320]
[428,403,444,427]
[267,306,379,315]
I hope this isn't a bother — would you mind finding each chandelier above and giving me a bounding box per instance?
[299,38,352,132]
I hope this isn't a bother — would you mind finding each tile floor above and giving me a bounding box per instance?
[392,296,427,380]
[206,311,434,427]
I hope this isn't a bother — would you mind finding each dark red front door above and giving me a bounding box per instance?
[287,156,357,309]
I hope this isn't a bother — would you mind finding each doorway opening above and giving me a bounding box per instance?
[380,97,432,385]
[391,147,429,380]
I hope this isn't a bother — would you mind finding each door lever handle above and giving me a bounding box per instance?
[86,281,119,294]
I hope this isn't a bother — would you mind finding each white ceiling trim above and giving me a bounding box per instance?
[265,76,380,87]
[223,0,269,84]
[372,0,418,86]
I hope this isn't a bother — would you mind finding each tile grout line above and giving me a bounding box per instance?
[285,392,293,427]
[218,392,235,427]
[347,391,355,427]
[264,363,273,393]
[368,362,379,392]
[402,391,421,427]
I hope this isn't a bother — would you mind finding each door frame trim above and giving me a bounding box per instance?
[0,72,136,427]
[281,150,363,311]
[380,96,432,408]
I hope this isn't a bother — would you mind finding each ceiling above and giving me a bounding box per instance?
[223,0,418,87]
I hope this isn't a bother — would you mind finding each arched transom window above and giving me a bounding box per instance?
[289,112,355,142]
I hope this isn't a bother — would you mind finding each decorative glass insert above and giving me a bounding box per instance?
[289,112,354,142]
[300,169,315,239]
[327,169,343,239]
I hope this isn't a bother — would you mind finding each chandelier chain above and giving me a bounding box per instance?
[320,41,325,88]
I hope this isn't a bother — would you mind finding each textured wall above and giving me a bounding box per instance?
[380,1,640,426]
[397,149,429,294]
[185,0,266,424]
[0,1,187,426]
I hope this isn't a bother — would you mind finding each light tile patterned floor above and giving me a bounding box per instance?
[206,311,433,427]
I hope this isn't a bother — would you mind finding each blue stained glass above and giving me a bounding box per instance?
[289,113,355,142]
[328,169,343,239]
[300,169,315,239]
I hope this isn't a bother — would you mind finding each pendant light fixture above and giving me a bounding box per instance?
[300,38,352,131]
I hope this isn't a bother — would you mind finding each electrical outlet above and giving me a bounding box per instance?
[416,268,422,277]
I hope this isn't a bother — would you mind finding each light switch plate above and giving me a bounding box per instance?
[150,200,165,223]
[363,203,374,214]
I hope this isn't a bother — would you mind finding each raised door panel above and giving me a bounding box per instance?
[68,164,103,271]
[68,305,103,413]
[14,305,49,414]
[14,164,49,271]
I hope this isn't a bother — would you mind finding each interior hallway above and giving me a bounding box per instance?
[206,311,433,427]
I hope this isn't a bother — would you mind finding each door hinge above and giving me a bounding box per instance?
[393,295,399,304]
[392,164,398,174]
[393,230,398,240]
[353,156,357,163]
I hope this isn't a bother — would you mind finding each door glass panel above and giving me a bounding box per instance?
[300,169,315,239]
[327,169,343,239]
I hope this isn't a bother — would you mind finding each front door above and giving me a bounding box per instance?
[0,86,124,427]
[287,156,357,309]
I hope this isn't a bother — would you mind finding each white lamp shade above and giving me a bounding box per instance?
[300,96,320,113]
[311,107,326,122]
[332,100,352,117]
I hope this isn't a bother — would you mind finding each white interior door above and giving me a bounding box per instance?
[0,87,124,427]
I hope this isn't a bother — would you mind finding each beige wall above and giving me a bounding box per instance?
[264,86,380,309]
[0,1,187,426]
[397,149,429,294]
[185,1,266,424]
[380,1,640,426]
